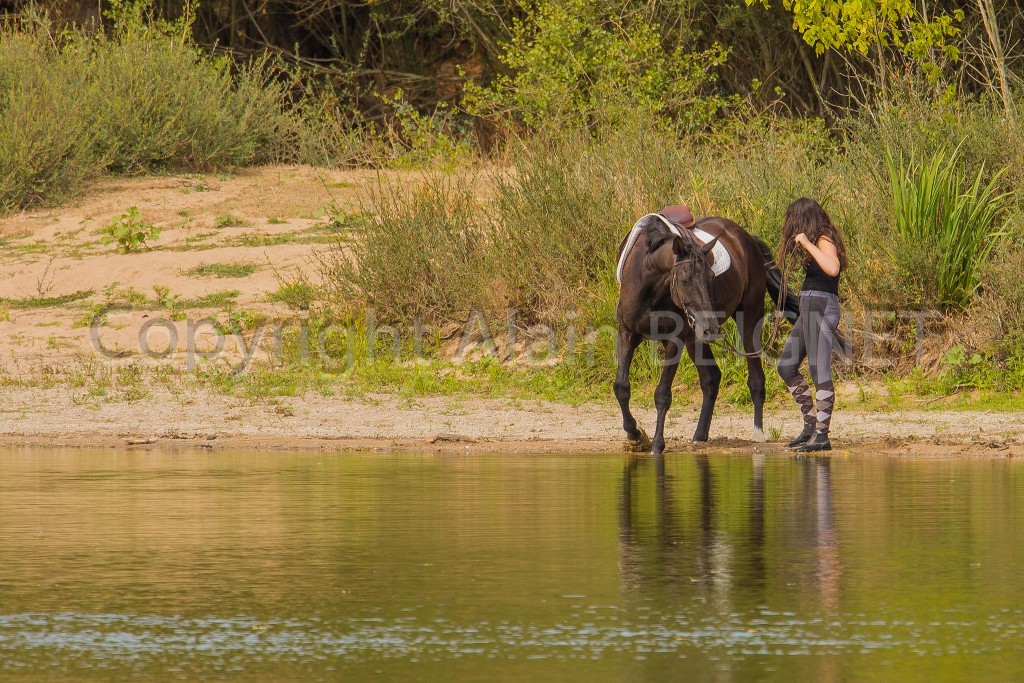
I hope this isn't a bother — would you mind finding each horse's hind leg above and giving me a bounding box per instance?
[651,338,682,455]
[614,327,650,451]
[739,309,767,442]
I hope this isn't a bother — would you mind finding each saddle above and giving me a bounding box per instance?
[616,208,732,284]
[660,204,695,230]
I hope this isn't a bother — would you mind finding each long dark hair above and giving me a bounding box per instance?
[778,198,848,272]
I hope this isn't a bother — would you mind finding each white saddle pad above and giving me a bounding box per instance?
[616,213,732,284]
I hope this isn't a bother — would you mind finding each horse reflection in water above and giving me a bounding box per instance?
[617,454,766,604]
[617,454,843,677]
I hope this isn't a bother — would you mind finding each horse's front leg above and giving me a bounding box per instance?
[614,327,649,451]
[651,338,682,455]
[686,335,721,442]
[739,310,767,442]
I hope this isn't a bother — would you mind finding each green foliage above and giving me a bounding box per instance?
[101,206,162,253]
[884,147,1012,310]
[329,175,489,320]
[465,0,729,130]
[183,290,241,309]
[385,91,477,169]
[0,290,94,309]
[267,279,319,312]
[213,214,251,229]
[214,308,271,335]
[747,0,963,61]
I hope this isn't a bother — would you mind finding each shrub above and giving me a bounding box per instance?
[884,147,1012,310]
[464,0,728,131]
[0,9,298,211]
[327,175,491,321]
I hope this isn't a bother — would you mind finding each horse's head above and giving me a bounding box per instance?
[667,233,721,342]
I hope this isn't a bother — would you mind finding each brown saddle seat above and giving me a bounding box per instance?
[660,204,695,229]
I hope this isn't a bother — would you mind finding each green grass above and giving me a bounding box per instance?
[266,281,318,311]
[0,290,94,309]
[183,262,259,278]
[181,290,241,309]
[213,214,250,229]
[183,231,219,245]
[228,232,296,247]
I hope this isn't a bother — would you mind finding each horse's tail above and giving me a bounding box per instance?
[754,237,800,317]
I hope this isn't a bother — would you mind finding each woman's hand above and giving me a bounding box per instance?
[794,233,810,250]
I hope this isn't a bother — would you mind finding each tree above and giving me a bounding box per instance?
[747,0,963,85]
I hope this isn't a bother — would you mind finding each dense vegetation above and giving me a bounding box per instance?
[1,0,1023,401]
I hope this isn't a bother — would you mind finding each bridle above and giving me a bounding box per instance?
[670,235,795,359]
[669,239,713,333]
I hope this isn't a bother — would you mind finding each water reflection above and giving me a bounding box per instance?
[1,450,1023,681]
[618,454,842,617]
[805,457,841,612]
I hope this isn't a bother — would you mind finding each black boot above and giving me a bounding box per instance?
[787,422,816,448]
[796,430,831,453]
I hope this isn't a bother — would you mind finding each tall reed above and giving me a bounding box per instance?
[885,148,1011,310]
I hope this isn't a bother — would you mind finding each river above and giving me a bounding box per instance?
[0,449,1021,680]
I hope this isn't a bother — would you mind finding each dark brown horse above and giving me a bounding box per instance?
[614,213,798,454]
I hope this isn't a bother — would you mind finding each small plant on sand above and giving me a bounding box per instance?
[152,285,186,320]
[183,262,259,278]
[267,271,318,311]
[73,302,109,328]
[214,213,250,229]
[101,207,161,253]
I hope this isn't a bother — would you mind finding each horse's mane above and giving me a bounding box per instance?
[617,214,707,284]
[640,214,700,254]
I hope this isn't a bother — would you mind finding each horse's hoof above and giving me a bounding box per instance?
[623,429,652,453]
[691,435,709,444]
[752,428,767,443]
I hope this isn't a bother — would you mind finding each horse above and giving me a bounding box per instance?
[614,211,799,455]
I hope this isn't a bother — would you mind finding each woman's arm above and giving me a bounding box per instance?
[795,234,841,276]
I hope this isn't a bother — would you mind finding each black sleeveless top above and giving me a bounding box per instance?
[802,257,840,295]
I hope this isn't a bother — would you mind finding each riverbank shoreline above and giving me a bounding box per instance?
[1,167,1021,459]
[1,387,1019,457]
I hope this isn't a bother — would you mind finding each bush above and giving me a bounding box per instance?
[329,111,693,326]
[0,26,100,211]
[327,175,491,321]
[0,9,297,211]
[464,0,728,131]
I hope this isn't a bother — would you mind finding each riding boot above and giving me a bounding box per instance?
[784,375,816,446]
[796,380,835,452]
[787,422,816,448]
[796,430,832,452]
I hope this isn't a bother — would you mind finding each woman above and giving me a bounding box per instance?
[776,198,847,453]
